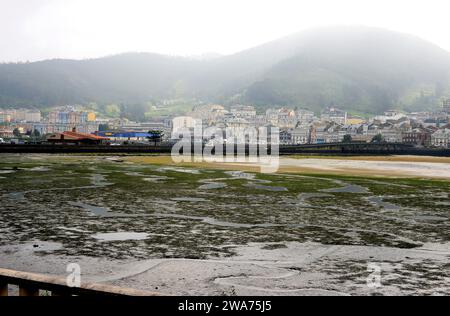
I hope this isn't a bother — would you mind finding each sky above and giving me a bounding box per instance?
[1,0,450,62]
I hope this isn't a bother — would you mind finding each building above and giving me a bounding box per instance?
[291,125,312,144]
[96,131,158,143]
[32,122,99,135]
[402,128,432,147]
[0,112,11,123]
[266,109,280,126]
[230,105,257,120]
[279,130,292,144]
[0,128,14,138]
[48,110,96,124]
[321,107,348,125]
[46,130,109,145]
[443,99,450,114]
[189,104,228,125]
[0,109,41,123]
[379,128,403,143]
[431,129,450,148]
[296,109,315,123]
[277,108,297,128]
[373,111,407,123]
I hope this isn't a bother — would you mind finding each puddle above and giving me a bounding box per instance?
[28,179,53,184]
[124,172,145,177]
[3,241,64,254]
[90,174,113,186]
[0,170,16,174]
[414,216,448,222]
[298,193,334,207]
[69,201,112,216]
[199,182,227,190]
[143,176,173,183]
[434,201,450,206]
[3,192,26,201]
[225,171,256,180]
[158,167,201,174]
[367,196,401,211]
[321,184,369,194]
[29,166,51,172]
[172,197,208,202]
[152,213,280,229]
[57,226,91,233]
[244,183,288,192]
[92,232,150,242]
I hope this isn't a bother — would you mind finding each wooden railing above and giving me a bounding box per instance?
[0,268,161,296]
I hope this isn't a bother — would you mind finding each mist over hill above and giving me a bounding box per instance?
[1,26,450,114]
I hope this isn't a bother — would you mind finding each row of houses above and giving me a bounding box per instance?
[279,121,450,148]
[0,109,41,123]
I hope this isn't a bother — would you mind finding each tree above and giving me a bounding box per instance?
[32,129,41,137]
[371,134,385,143]
[13,128,21,137]
[147,130,164,145]
[342,134,352,143]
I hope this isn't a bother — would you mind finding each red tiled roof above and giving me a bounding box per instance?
[62,131,109,141]
[47,131,110,141]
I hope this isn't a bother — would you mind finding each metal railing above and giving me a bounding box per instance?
[0,268,161,296]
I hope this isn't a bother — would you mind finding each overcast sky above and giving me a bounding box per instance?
[1,0,450,62]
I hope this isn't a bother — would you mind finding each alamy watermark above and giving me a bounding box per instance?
[66,263,81,288]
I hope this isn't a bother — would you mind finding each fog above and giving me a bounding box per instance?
[1,0,450,62]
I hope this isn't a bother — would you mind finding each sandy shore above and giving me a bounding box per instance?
[126,155,450,179]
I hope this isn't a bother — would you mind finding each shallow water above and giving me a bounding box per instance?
[92,232,150,242]
[199,182,227,190]
[367,196,401,211]
[322,184,369,194]
[69,201,112,217]
[244,183,288,192]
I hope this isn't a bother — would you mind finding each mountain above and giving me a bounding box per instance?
[1,26,450,115]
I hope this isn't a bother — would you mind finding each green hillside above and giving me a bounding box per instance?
[1,26,450,115]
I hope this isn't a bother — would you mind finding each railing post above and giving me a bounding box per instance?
[19,285,39,296]
[0,282,8,296]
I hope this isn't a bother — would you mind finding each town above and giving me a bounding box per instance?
[1,100,450,148]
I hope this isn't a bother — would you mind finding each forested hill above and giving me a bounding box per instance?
[1,26,450,114]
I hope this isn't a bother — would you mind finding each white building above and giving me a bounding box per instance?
[373,111,407,123]
[431,129,450,148]
[321,107,348,125]
[296,109,315,123]
[230,105,257,120]
[291,125,311,144]
[277,108,297,128]
[172,116,200,139]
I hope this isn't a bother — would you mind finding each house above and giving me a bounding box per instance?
[230,105,257,120]
[402,128,432,147]
[431,129,450,148]
[46,130,109,145]
[321,107,348,125]
[277,108,297,128]
[296,109,315,123]
[279,129,293,144]
[291,125,312,144]
[96,131,157,143]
